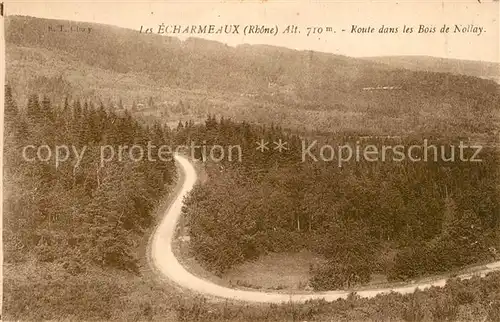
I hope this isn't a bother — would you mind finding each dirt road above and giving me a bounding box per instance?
[150,154,500,303]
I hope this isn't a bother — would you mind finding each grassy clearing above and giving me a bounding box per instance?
[222,250,325,291]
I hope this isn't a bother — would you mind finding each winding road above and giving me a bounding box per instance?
[150,154,500,304]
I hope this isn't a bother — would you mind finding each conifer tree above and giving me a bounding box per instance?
[27,94,40,120]
[4,85,18,119]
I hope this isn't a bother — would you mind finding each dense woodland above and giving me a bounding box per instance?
[4,86,500,321]
[3,85,175,274]
[179,117,500,289]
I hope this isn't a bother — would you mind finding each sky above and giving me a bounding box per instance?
[4,0,500,62]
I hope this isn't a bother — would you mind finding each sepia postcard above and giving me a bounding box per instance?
[1,1,500,321]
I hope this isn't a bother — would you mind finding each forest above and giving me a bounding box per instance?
[3,85,175,274]
[3,86,500,321]
[179,116,500,289]
[4,13,500,322]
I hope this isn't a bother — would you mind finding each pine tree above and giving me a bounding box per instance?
[162,105,169,117]
[176,120,184,131]
[27,94,40,120]
[4,85,18,118]
[41,96,53,121]
[62,96,70,117]
[73,99,82,119]
[83,101,89,116]
[148,96,155,109]
[177,100,184,114]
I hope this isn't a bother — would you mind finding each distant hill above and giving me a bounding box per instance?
[362,55,500,81]
[5,15,500,136]
[5,16,392,94]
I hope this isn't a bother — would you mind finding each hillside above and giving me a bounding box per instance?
[363,55,500,81]
[5,15,392,93]
[4,14,500,322]
[6,15,500,136]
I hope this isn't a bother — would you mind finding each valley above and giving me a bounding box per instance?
[3,14,500,322]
